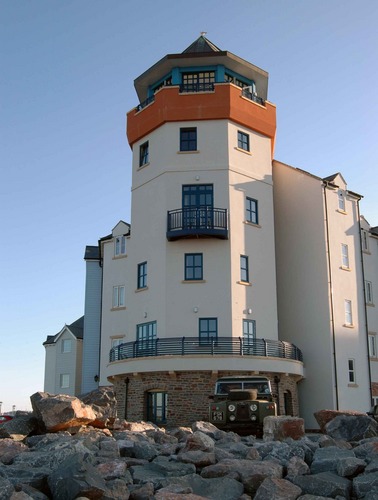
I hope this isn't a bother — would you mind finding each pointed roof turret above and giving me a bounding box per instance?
[182,35,221,54]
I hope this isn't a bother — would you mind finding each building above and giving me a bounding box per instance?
[43,316,84,396]
[43,36,376,429]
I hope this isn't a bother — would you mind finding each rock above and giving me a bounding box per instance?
[254,477,302,499]
[0,439,29,465]
[129,481,154,499]
[130,457,196,486]
[182,431,215,452]
[96,459,128,480]
[286,456,310,480]
[177,450,217,467]
[325,415,378,442]
[310,446,355,474]
[191,421,220,438]
[0,414,39,440]
[0,477,15,499]
[263,416,305,441]
[158,474,244,500]
[336,457,366,477]
[293,472,352,498]
[79,386,117,429]
[314,410,366,433]
[47,452,108,499]
[30,392,96,432]
[353,471,378,498]
[238,460,284,496]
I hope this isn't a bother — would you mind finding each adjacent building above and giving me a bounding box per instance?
[43,36,377,430]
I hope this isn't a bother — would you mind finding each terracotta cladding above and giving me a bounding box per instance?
[126,84,276,154]
[112,370,299,427]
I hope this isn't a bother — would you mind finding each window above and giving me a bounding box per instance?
[182,71,215,91]
[338,190,345,211]
[180,128,197,151]
[111,338,124,361]
[136,321,157,355]
[137,262,148,289]
[362,230,369,252]
[246,197,258,224]
[60,374,70,389]
[243,319,256,341]
[112,285,125,308]
[240,255,249,283]
[147,391,167,424]
[185,253,203,280]
[115,236,126,256]
[237,131,250,151]
[199,318,218,344]
[344,299,353,326]
[61,339,72,353]
[341,244,349,268]
[369,334,377,358]
[366,281,374,305]
[139,141,149,167]
[348,359,356,384]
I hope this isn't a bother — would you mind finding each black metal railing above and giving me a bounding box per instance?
[136,95,155,112]
[179,83,215,93]
[167,207,228,240]
[241,87,265,106]
[109,336,303,363]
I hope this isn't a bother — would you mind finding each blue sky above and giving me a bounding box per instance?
[1,0,377,412]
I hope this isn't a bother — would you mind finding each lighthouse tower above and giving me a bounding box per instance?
[100,36,304,425]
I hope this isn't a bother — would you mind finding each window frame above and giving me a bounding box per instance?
[61,339,72,353]
[348,359,356,384]
[362,230,369,252]
[338,190,345,211]
[199,317,218,344]
[60,374,70,389]
[184,253,203,281]
[237,130,250,152]
[139,141,149,167]
[366,281,374,305]
[240,255,249,283]
[246,197,258,225]
[112,285,125,308]
[369,334,377,358]
[137,261,148,289]
[146,391,168,424]
[180,127,197,152]
[243,319,256,341]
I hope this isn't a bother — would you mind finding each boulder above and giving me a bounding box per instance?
[30,392,96,432]
[314,410,367,433]
[263,416,305,441]
[0,439,29,465]
[353,471,378,498]
[181,430,215,452]
[254,477,302,500]
[293,471,352,498]
[0,414,39,440]
[79,386,117,428]
[325,415,378,442]
[310,446,355,474]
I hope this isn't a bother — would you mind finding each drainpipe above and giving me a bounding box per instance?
[274,375,281,414]
[124,377,129,420]
[356,202,373,406]
[323,182,339,410]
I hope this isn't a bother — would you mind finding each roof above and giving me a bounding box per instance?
[84,245,100,260]
[43,316,84,345]
[371,226,378,237]
[182,35,221,54]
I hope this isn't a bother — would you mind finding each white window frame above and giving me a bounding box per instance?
[338,190,345,211]
[362,230,369,252]
[369,334,377,358]
[344,299,353,326]
[60,374,70,388]
[111,337,124,361]
[115,236,126,256]
[112,285,125,308]
[61,339,72,353]
[341,243,349,269]
[366,281,374,305]
[348,359,356,384]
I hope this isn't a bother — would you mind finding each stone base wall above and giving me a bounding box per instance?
[112,370,300,428]
[372,382,378,397]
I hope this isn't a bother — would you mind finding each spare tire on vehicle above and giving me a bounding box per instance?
[228,389,257,401]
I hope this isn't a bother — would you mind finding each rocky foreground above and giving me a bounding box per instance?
[0,389,378,499]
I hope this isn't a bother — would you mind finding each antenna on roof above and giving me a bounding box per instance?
[200,31,207,36]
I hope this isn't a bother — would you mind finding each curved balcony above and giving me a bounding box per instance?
[167,207,228,241]
[109,336,303,363]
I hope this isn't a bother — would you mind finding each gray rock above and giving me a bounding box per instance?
[325,415,378,442]
[0,414,39,439]
[129,481,155,499]
[353,471,378,498]
[0,477,15,500]
[103,478,130,499]
[0,463,51,491]
[130,457,196,486]
[215,441,251,459]
[133,440,158,461]
[0,439,29,465]
[177,450,216,467]
[293,471,352,499]
[286,456,310,480]
[79,386,117,429]
[310,446,355,474]
[365,458,378,473]
[182,431,215,452]
[336,457,366,477]
[47,452,108,499]
[254,477,302,499]
[240,460,284,496]
[191,421,220,438]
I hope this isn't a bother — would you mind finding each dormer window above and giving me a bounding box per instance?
[115,236,126,256]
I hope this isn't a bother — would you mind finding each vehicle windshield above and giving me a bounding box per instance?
[215,380,271,395]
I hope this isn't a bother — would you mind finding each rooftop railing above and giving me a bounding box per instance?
[109,336,303,363]
[179,82,215,93]
[241,87,265,106]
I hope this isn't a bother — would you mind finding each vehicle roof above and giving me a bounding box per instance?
[216,376,270,382]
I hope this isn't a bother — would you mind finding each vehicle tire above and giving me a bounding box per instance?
[228,389,258,401]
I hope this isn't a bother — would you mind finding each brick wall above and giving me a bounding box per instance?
[112,370,300,427]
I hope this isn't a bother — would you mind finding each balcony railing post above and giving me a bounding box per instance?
[264,339,268,357]
[181,337,185,356]
[155,338,159,357]
[133,342,137,358]
[239,337,243,356]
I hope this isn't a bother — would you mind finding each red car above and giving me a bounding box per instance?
[0,415,13,425]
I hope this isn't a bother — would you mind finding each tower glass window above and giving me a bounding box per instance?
[338,190,345,211]
[199,318,218,344]
[369,334,377,358]
[182,184,213,229]
[115,236,126,256]
[139,141,149,167]
[137,262,148,289]
[344,300,353,326]
[366,281,373,304]
[240,255,249,283]
[147,391,167,424]
[246,197,258,224]
[348,359,356,383]
[180,128,197,151]
[341,244,349,268]
[136,321,157,355]
[185,253,203,280]
[182,71,215,92]
[243,319,256,341]
[113,286,125,308]
[238,131,250,151]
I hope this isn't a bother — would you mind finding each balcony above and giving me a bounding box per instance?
[167,207,228,241]
[179,82,215,93]
[109,336,303,363]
